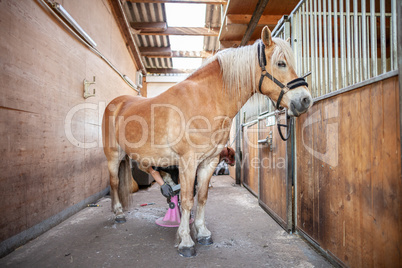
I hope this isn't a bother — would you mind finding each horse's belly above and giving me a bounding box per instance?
[128,148,179,168]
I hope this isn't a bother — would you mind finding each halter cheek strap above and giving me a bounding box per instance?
[257,41,309,110]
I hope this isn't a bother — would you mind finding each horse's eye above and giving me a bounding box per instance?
[277,61,287,68]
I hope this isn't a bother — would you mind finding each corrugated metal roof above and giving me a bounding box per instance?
[204,4,221,52]
[125,1,171,70]
[123,1,221,73]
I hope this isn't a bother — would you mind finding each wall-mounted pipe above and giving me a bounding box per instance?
[37,0,141,94]
[52,3,97,48]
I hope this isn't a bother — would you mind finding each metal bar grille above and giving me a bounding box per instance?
[334,0,339,90]
[370,0,378,77]
[340,0,346,88]
[323,0,328,94]
[361,0,368,81]
[346,0,352,85]
[241,0,397,124]
[287,0,397,99]
[353,0,360,83]
[391,0,397,70]
[380,0,386,74]
[328,0,333,93]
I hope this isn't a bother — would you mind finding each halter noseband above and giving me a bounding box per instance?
[257,40,309,110]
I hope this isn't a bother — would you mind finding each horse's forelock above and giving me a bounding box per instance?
[271,38,296,70]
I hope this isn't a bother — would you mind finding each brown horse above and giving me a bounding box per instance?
[102,26,312,257]
[219,147,235,166]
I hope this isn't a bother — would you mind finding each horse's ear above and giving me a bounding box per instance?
[286,37,291,43]
[262,26,272,47]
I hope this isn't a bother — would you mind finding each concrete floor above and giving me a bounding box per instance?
[0,176,332,267]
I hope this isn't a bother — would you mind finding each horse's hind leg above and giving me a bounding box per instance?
[107,151,126,223]
[194,157,219,245]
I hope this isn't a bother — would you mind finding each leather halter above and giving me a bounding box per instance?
[257,40,309,110]
[257,40,310,141]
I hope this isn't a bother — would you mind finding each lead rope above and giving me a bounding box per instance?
[276,110,292,141]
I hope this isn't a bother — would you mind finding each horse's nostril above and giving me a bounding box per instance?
[302,97,311,107]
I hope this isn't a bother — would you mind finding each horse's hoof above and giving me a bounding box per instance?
[178,246,196,257]
[198,236,213,245]
[115,215,126,223]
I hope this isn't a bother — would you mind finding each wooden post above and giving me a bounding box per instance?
[235,114,241,185]
[141,76,147,97]
[398,0,402,175]
[286,117,294,232]
[240,0,270,46]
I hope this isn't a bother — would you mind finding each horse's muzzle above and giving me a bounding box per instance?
[290,95,313,117]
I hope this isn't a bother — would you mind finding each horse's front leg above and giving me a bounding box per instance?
[177,155,197,257]
[194,156,219,245]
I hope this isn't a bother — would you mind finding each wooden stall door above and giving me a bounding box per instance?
[258,114,291,231]
[241,123,259,196]
[295,76,401,267]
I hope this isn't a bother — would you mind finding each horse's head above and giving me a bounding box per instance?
[219,147,235,166]
[258,26,313,117]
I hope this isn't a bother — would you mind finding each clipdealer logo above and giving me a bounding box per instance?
[302,100,339,167]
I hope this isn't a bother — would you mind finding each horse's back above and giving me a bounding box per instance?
[108,94,145,110]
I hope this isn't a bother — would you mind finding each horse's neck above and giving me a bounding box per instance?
[187,59,256,119]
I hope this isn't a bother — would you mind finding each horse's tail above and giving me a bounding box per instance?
[117,155,135,209]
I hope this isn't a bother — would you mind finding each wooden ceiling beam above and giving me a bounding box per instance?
[140,47,213,58]
[132,25,220,36]
[139,46,172,57]
[220,40,241,48]
[139,47,172,53]
[131,22,167,32]
[226,14,282,26]
[240,0,270,46]
[126,0,227,4]
[170,50,213,58]
[147,68,195,74]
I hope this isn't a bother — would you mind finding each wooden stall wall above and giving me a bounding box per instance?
[258,115,288,229]
[295,75,401,267]
[241,123,259,196]
[0,0,138,255]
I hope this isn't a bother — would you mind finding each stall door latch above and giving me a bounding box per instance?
[257,130,274,151]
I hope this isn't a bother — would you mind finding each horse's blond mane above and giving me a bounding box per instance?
[196,38,295,97]
[214,42,259,97]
